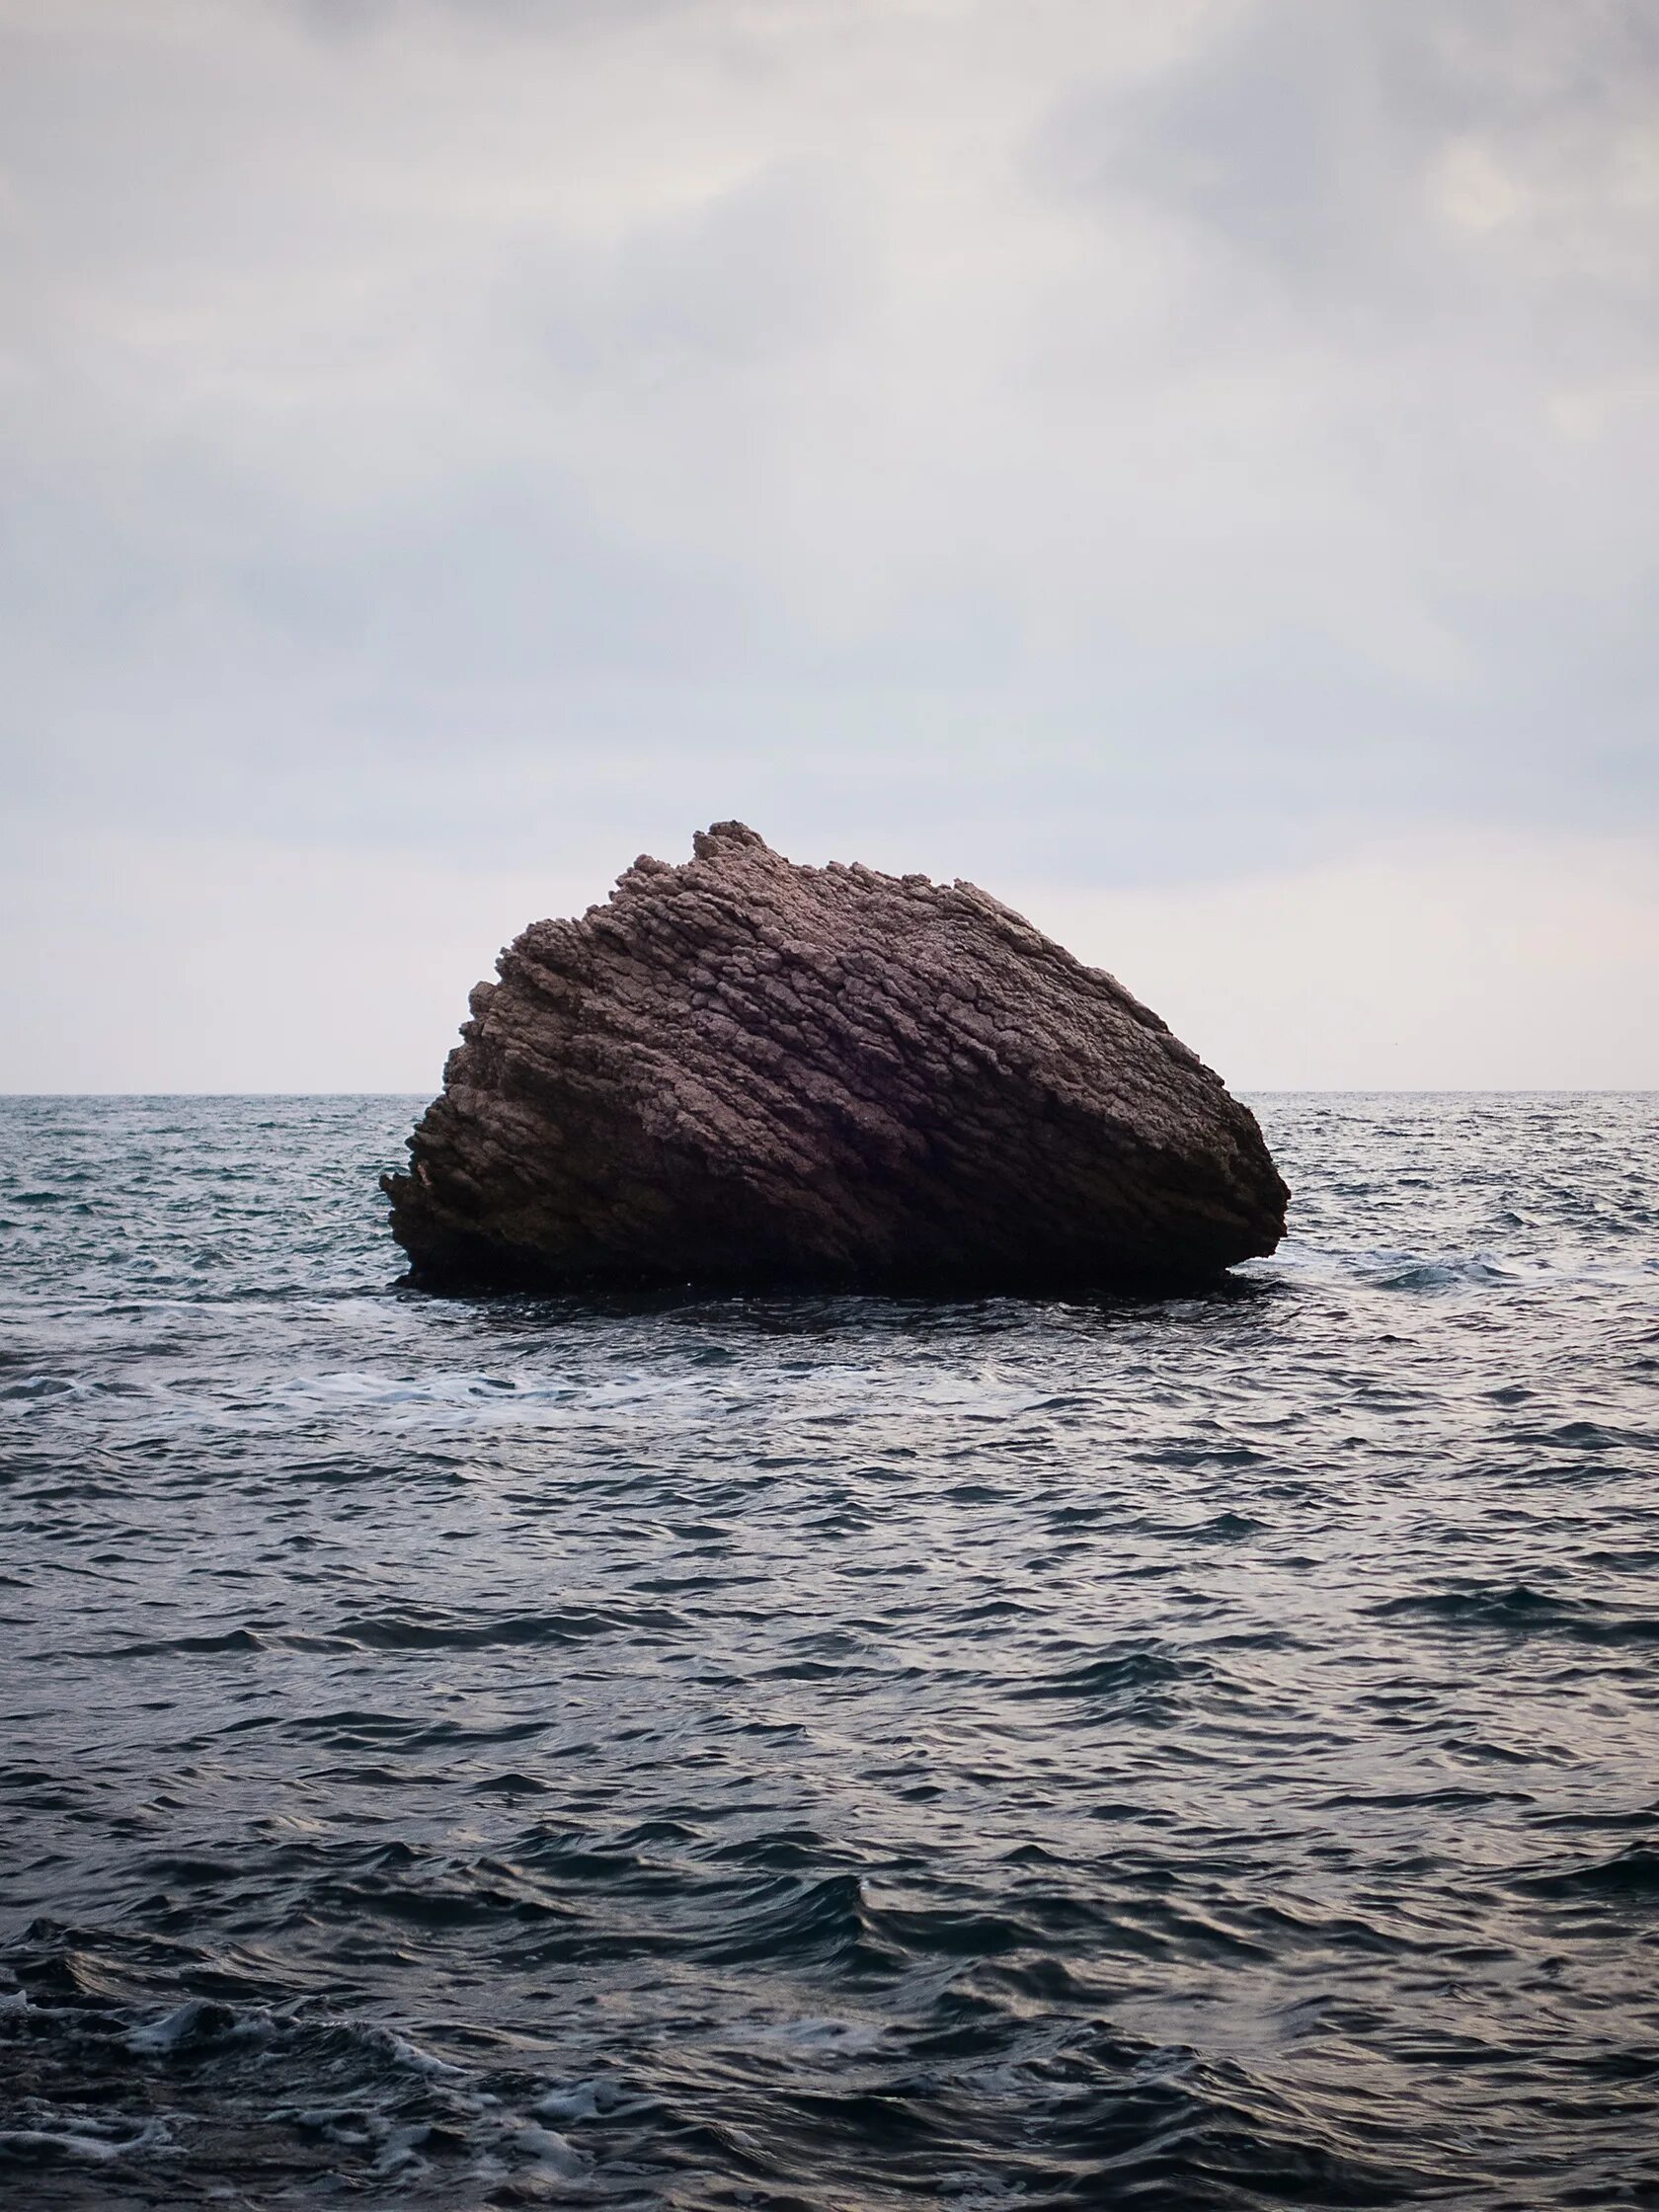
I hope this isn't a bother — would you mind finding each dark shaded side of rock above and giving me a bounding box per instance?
[383,822,1289,1294]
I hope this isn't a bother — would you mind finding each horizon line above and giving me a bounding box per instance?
[2,1088,1654,1101]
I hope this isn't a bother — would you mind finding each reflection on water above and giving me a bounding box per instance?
[1,1092,1656,2206]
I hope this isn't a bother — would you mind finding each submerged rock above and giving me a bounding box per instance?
[384,823,1287,1293]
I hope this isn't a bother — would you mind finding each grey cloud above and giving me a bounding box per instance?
[280,0,691,40]
[1035,3,1374,282]
[1023,0,1659,499]
[1033,0,1659,282]
[3,0,1656,918]
[518,159,879,380]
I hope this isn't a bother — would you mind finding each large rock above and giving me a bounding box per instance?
[384,823,1287,1293]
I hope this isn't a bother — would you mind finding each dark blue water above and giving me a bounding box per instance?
[2,1094,1657,2209]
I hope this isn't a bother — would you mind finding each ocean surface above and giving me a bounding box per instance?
[2,1092,1657,2211]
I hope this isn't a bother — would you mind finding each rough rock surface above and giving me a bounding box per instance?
[384,823,1288,1292]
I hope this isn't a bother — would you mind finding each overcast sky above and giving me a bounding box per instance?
[3,0,1655,1090]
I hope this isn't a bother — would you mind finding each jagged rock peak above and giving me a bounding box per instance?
[383,824,1288,1293]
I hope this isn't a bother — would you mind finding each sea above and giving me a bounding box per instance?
[2,1092,1656,2211]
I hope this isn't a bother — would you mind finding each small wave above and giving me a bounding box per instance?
[101,1626,268,1660]
[327,1603,677,1652]
[125,1996,255,2055]
[1518,1844,1659,1899]
[1252,1237,1657,1295]
[1009,1647,1194,1702]
[695,1871,887,1973]
[0,1376,82,1404]
[1370,1586,1659,1645]
[0,2118,172,2167]
[1372,1253,1514,1291]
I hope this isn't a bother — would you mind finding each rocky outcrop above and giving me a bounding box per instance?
[384,823,1287,1293]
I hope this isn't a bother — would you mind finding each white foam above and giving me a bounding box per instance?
[510,2121,585,2175]
[359,2022,465,2079]
[0,2119,169,2163]
[532,2080,608,2122]
[369,2120,434,2176]
[126,1999,223,2054]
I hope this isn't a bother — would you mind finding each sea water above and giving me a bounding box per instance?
[1,1093,1656,2208]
